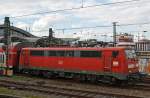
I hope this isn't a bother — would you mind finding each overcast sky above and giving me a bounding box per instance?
[0,0,150,41]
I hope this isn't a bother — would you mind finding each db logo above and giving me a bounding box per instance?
[58,60,63,65]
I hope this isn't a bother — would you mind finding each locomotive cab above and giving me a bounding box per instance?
[125,49,138,73]
[125,49,144,81]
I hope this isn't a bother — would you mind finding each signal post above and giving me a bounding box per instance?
[3,17,13,76]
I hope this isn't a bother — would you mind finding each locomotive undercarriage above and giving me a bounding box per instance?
[127,72,147,83]
[19,68,134,85]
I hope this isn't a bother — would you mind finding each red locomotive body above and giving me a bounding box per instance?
[19,47,139,82]
[8,47,18,68]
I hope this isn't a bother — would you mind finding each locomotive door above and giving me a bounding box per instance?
[104,51,112,72]
[23,50,29,67]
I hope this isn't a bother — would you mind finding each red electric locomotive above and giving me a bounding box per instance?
[18,47,141,83]
[0,47,19,75]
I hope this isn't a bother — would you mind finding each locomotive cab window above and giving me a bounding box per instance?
[125,50,136,59]
[80,51,101,58]
[0,54,3,63]
[112,51,119,58]
[30,50,44,56]
[0,53,5,63]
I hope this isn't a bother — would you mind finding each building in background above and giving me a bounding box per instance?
[116,33,135,49]
[136,39,150,74]
[116,33,150,74]
[0,24,39,47]
[135,39,150,51]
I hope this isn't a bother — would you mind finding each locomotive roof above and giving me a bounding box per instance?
[22,47,126,51]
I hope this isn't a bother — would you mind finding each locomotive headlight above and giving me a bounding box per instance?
[136,64,139,67]
[113,61,119,67]
[129,70,132,73]
[128,64,134,68]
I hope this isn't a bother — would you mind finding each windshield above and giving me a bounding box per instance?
[125,50,136,59]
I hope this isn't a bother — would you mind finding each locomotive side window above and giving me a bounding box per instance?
[80,51,101,58]
[74,51,80,57]
[30,50,102,58]
[57,51,65,57]
[48,51,57,56]
[112,51,119,58]
[48,50,74,57]
[66,51,74,57]
[30,50,44,56]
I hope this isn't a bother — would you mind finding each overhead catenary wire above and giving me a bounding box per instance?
[31,25,113,33]
[8,0,145,34]
[55,25,113,31]
[0,0,144,29]
[1,0,147,36]
[117,22,150,26]
[10,0,140,18]
[30,21,150,33]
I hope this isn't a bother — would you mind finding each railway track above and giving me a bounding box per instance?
[17,73,150,91]
[131,83,150,91]
[0,94,20,98]
[142,76,150,83]
[0,79,143,98]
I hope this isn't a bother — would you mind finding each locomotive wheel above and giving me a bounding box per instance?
[31,70,40,76]
[42,71,54,78]
[87,75,97,83]
[113,79,128,86]
[80,74,87,82]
